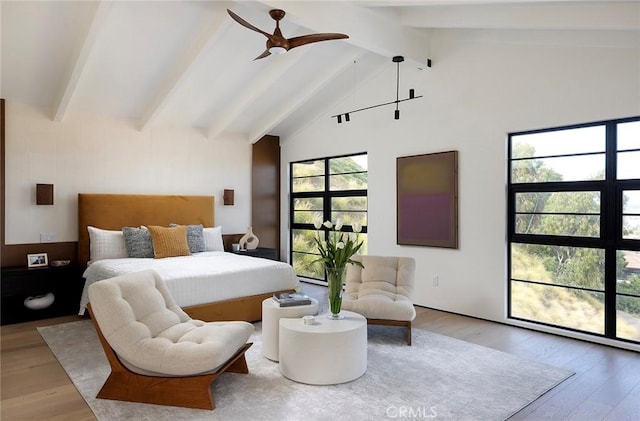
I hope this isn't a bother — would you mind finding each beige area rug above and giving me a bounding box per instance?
[38,320,573,421]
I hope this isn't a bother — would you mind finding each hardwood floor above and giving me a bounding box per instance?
[1,282,638,420]
[1,315,95,420]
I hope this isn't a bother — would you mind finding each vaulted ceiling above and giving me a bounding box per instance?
[1,1,637,143]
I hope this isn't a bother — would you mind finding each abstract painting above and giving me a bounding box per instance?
[397,150,458,248]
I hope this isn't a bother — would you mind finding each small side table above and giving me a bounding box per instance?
[261,297,319,361]
[279,310,367,385]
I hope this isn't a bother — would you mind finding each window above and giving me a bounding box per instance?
[508,117,640,344]
[290,153,367,282]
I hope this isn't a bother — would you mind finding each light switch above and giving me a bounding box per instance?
[40,233,56,243]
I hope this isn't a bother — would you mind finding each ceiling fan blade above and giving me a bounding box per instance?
[254,49,272,60]
[227,9,272,39]
[288,33,349,50]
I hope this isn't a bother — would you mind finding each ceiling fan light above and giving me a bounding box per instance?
[269,46,287,55]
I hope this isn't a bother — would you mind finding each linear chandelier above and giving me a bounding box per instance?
[331,55,425,124]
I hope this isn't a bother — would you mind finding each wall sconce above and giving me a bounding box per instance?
[223,189,235,206]
[36,184,54,205]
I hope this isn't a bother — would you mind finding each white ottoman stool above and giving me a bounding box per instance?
[261,297,319,361]
[279,310,367,385]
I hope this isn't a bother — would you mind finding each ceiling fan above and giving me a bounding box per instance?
[227,9,349,60]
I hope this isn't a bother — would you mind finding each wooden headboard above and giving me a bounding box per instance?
[78,194,214,268]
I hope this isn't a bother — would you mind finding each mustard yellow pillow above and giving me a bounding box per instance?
[147,225,190,259]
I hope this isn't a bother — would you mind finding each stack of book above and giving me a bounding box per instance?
[273,292,312,307]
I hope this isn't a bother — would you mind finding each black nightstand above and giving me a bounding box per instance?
[232,247,277,261]
[1,265,84,325]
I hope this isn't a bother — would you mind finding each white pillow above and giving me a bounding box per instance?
[88,226,128,261]
[203,226,224,251]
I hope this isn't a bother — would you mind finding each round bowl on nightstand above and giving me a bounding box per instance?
[24,292,55,310]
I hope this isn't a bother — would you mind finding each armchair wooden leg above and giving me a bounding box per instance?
[97,369,218,410]
[367,319,413,345]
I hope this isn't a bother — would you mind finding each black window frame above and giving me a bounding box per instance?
[507,116,640,344]
[289,152,368,283]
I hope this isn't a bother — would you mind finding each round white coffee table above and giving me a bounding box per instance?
[279,310,367,385]
[261,297,319,361]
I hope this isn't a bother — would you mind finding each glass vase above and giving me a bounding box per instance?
[326,267,346,320]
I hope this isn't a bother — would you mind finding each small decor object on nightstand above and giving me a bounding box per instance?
[239,226,259,250]
[24,292,55,310]
[51,260,71,267]
[27,253,48,268]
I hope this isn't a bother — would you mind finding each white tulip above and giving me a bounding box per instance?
[313,220,322,230]
[323,221,333,229]
[335,219,343,231]
[353,222,362,233]
[337,242,345,249]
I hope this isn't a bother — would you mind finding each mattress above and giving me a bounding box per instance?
[79,251,300,315]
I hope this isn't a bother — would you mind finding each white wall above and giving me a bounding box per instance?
[280,30,640,323]
[5,102,252,244]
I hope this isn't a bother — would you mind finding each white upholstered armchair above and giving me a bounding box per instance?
[341,255,416,345]
[87,269,254,410]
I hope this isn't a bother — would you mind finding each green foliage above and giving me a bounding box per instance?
[511,281,606,335]
[511,245,552,282]
[515,192,552,234]
[292,161,324,178]
[617,274,640,316]
[292,199,323,225]
[291,230,323,278]
[554,248,604,290]
[329,157,367,186]
[538,191,599,237]
[512,144,562,183]
[293,157,367,192]
[293,156,366,180]
[513,145,563,234]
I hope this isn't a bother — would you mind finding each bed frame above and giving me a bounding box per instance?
[77,193,292,322]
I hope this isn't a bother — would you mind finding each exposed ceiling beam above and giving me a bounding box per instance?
[357,0,633,6]
[52,0,113,122]
[207,47,310,140]
[248,50,366,143]
[257,0,431,68]
[139,3,233,131]
[398,2,640,31]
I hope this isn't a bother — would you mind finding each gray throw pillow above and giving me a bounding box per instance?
[170,223,205,253]
[122,226,154,258]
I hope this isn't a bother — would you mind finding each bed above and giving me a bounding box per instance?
[77,193,299,322]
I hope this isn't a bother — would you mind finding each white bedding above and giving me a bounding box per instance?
[79,251,300,315]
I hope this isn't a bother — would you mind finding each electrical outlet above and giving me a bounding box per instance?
[432,275,439,287]
[40,232,56,243]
